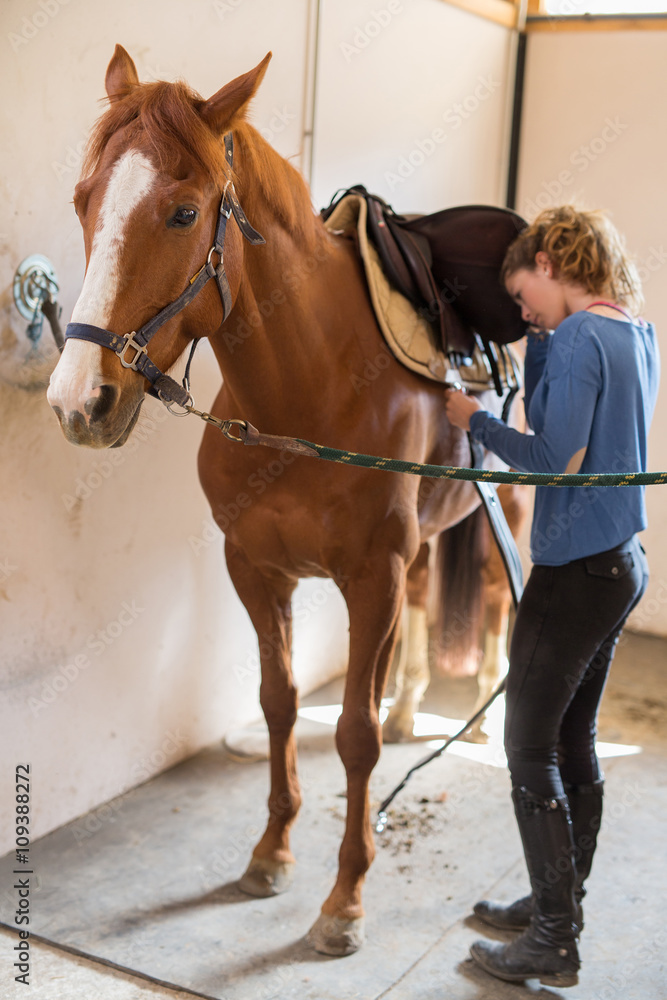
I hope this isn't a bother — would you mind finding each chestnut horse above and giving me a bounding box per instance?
[47,46,525,955]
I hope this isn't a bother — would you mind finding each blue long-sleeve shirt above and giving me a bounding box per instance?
[469,312,660,565]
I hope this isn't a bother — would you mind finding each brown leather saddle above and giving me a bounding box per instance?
[321,187,528,391]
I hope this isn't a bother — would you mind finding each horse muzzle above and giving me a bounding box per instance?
[47,340,144,448]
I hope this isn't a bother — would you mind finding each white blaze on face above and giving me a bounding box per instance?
[72,149,156,326]
[48,150,156,410]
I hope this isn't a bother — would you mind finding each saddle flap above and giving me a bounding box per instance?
[364,199,473,355]
[366,198,420,305]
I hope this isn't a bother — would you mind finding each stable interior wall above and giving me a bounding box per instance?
[0,0,337,855]
[0,0,520,854]
[311,0,517,214]
[517,26,667,634]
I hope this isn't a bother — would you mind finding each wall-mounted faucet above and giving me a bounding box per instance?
[13,254,64,351]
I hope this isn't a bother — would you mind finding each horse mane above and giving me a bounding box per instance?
[81,80,329,255]
[82,80,232,185]
[232,121,330,255]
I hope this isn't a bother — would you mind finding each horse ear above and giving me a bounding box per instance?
[200,53,272,133]
[105,44,140,103]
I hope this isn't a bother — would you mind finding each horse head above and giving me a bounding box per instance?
[47,44,271,448]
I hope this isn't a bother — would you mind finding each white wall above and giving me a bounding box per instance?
[311,0,517,213]
[517,28,667,634]
[0,0,519,853]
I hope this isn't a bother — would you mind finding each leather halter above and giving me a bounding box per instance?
[64,133,265,408]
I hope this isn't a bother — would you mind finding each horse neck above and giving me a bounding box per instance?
[207,130,363,423]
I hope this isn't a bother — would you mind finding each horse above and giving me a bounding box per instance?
[47,45,526,956]
[383,481,529,744]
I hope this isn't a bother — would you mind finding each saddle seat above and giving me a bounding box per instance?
[322,189,525,395]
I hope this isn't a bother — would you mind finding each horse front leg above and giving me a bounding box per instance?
[308,558,406,956]
[382,542,430,742]
[224,540,300,897]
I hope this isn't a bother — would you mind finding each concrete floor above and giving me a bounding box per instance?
[1,631,666,1000]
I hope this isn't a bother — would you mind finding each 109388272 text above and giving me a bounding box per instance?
[13,764,32,986]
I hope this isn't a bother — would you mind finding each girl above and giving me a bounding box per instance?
[445,205,660,988]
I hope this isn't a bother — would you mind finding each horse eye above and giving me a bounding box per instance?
[169,207,198,228]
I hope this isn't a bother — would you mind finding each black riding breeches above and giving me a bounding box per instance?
[504,534,648,798]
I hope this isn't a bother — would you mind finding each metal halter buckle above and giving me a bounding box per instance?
[118,331,148,370]
[161,392,194,417]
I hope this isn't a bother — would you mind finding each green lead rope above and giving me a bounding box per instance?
[295,439,667,488]
[186,410,667,488]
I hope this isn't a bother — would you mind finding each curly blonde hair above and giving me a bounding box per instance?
[501,206,644,315]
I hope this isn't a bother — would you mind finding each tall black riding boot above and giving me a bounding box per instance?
[567,778,604,924]
[470,786,580,988]
[473,779,604,934]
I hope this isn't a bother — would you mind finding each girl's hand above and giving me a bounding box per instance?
[444,387,484,432]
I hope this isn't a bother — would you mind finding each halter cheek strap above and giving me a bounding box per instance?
[64,133,265,408]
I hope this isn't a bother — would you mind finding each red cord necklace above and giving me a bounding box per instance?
[585,300,634,321]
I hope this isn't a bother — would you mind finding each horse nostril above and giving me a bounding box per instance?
[85,384,119,422]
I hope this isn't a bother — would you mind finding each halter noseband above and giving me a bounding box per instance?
[64,133,265,408]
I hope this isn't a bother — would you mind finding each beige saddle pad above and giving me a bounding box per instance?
[323,192,520,393]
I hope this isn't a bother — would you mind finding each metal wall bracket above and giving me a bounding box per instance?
[13,254,59,321]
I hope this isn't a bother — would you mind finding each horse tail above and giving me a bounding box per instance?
[431,506,489,677]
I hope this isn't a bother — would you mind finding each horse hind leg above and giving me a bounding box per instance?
[224,541,300,898]
[467,482,529,742]
[382,542,430,743]
[465,578,510,743]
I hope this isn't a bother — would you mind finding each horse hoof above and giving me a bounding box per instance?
[382,709,415,744]
[306,913,365,956]
[463,723,489,745]
[238,857,295,897]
